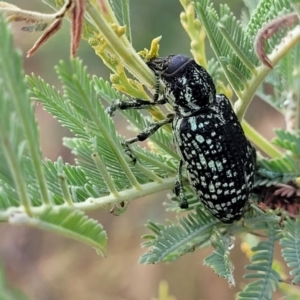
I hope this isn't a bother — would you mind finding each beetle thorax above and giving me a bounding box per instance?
[161,61,216,117]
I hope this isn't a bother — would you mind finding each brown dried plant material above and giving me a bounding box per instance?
[26,19,63,57]
[0,2,55,31]
[0,0,84,57]
[255,12,299,68]
[259,183,300,218]
[70,0,85,58]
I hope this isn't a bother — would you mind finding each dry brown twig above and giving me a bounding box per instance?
[0,0,84,57]
[255,12,299,68]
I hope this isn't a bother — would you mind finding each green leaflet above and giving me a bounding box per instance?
[280,217,300,284]
[9,207,107,256]
[255,129,300,187]
[238,225,281,300]
[204,229,235,287]
[1,0,300,297]
[140,207,220,264]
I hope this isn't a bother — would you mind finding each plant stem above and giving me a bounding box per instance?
[242,120,282,158]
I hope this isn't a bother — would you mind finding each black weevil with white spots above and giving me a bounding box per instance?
[107,54,256,223]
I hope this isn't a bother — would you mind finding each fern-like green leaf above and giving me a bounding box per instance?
[9,207,107,255]
[194,0,258,93]
[273,129,300,158]
[255,131,300,187]
[27,58,179,222]
[139,207,220,264]
[255,167,299,187]
[238,224,281,300]
[43,159,94,202]
[254,129,300,187]
[0,13,51,212]
[280,217,300,284]
[203,229,235,286]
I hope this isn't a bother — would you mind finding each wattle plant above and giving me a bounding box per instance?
[0,0,300,298]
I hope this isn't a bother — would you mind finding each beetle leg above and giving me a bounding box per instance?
[174,160,189,209]
[106,98,166,116]
[107,71,165,116]
[122,116,173,163]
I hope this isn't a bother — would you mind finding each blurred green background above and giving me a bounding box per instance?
[0,1,285,299]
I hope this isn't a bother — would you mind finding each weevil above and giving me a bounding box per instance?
[107,55,256,223]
